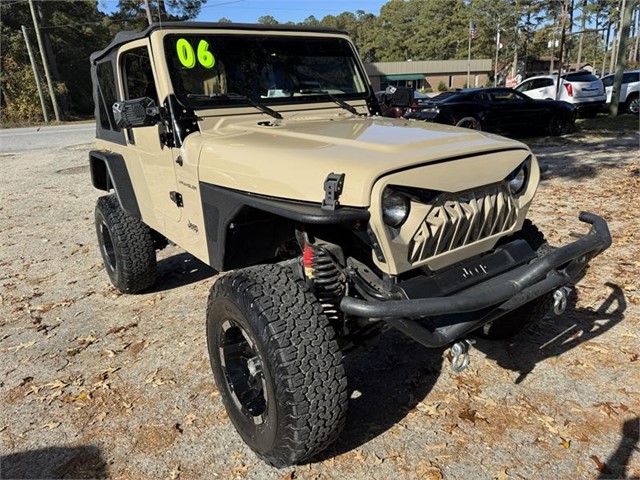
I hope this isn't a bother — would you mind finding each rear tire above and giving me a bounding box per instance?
[206,262,348,467]
[95,195,156,293]
[626,94,639,114]
[480,220,554,339]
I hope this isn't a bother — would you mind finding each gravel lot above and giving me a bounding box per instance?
[1,122,639,479]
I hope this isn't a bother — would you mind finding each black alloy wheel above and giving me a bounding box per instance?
[548,112,573,136]
[219,318,268,425]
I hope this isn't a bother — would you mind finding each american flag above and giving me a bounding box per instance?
[470,20,478,39]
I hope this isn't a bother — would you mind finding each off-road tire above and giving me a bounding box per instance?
[480,220,554,339]
[95,195,156,293]
[206,262,348,467]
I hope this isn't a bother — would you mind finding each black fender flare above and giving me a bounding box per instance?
[89,150,140,218]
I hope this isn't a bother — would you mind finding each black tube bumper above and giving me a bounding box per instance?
[340,212,611,348]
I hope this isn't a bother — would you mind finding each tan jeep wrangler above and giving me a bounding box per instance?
[89,22,611,467]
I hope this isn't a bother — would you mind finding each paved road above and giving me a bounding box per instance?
[0,123,96,153]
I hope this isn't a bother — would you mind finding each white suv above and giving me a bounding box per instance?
[601,70,640,114]
[516,71,605,116]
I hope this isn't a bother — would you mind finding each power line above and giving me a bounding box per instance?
[199,0,247,10]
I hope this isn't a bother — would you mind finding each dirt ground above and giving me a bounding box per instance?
[1,121,639,480]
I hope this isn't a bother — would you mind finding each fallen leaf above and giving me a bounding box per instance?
[561,438,571,448]
[89,411,107,425]
[35,300,74,313]
[25,385,42,396]
[590,455,609,473]
[145,368,160,384]
[106,322,137,335]
[231,464,249,477]
[75,391,90,401]
[497,467,510,480]
[443,423,459,434]
[4,341,36,352]
[415,459,443,480]
[417,402,440,416]
[459,409,479,424]
[168,464,181,480]
[44,379,68,390]
[41,422,61,430]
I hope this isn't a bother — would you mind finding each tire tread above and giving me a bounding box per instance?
[95,195,156,293]
[207,262,348,467]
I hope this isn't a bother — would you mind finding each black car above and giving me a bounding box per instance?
[404,88,577,136]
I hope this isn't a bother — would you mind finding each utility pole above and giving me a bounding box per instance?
[21,25,49,123]
[28,0,61,122]
[495,23,501,87]
[512,0,520,79]
[143,0,153,25]
[467,23,472,87]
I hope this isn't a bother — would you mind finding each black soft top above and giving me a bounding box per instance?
[90,22,348,64]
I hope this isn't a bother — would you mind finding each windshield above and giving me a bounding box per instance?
[164,34,368,109]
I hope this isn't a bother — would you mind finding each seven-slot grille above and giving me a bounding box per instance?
[409,184,518,263]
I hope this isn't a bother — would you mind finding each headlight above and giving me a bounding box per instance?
[382,188,410,227]
[507,160,529,195]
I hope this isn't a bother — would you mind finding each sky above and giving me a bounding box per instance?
[97,0,389,24]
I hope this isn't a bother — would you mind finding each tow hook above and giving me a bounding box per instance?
[553,286,572,316]
[449,339,475,372]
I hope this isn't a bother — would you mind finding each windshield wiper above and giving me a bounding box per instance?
[296,89,363,116]
[186,92,283,120]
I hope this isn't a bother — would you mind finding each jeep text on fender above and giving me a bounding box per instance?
[89,22,611,467]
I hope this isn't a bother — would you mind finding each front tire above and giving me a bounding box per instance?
[94,195,156,293]
[206,262,348,467]
[547,112,573,136]
[480,220,554,339]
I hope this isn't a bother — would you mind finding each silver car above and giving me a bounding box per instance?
[516,71,605,117]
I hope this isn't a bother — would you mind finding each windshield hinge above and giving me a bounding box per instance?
[169,191,183,208]
[321,173,345,211]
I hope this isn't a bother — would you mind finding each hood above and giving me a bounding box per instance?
[192,115,528,207]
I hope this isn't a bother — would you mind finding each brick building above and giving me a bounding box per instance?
[364,59,493,91]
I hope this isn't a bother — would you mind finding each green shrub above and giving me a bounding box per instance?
[437,81,447,92]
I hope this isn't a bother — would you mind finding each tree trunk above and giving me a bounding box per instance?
[576,0,587,67]
[602,20,611,75]
[609,0,624,73]
[609,0,637,115]
[633,5,639,61]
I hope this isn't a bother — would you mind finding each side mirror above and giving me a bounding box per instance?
[112,97,161,129]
